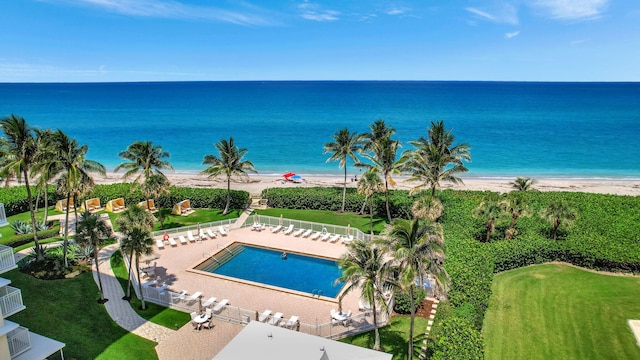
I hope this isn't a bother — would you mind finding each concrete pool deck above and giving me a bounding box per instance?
[149,226,364,359]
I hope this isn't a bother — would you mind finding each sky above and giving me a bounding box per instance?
[1,0,639,82]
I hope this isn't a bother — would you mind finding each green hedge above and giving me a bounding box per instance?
[5,228,60,248]
[0,186,61,217]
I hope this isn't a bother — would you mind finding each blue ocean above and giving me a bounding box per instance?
[1,81,639,178]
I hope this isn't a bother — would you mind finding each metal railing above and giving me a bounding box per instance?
[0,286,24,317]
[8,326,31,358]
[0,245,17,273]
[243,215,372,242]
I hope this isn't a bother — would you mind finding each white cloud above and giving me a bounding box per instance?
[297,2,339,22]
[571,39,587,45]
[44,0,276,26]
[505,31,520,39]
[531,0,608,20]
[466,4,519,25]
[386,8,408,16]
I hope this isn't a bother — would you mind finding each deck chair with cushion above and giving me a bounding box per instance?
[283,224,295,235]
[292,228,305,237]
[271,225,283,233]
[178,236,187,245]
[218,226,228,236]
[311,231,322,240]
[329,234,341,243]
[202,297,217,308]
[207,228,217,238]
[302,229,313,238]
[269,312,283,326]
[156,239,165,249]
[168,237,177,246]
[213,299,229,312]
[259,310,272,322]
[284,315,299,329]
[187,231,197,242]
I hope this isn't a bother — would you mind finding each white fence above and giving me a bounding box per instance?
[243,214,372,242]
[151,218,237,238]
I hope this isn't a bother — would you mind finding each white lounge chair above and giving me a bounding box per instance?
[172,290,188,302]
[205,308,212,319]
[178,236,187,245]
[185,291,203,302]
[283,224,294,235]
[213,299,229,312]
[259,309,272,322]
[156,239,165,249]
[187,231,197,242]
[199,230,207,240]
[302,229,313,238]
[168,237,177,246]
[269,312,283,326]
[311,231,322,240]
[285,315,299,329]
[271,225,283,233]
[207,228,217,238]
[202,297,217,307]
[342,235,354,244]
[329,234,341,243]
[321,232,331,241]
[218,226,228,236]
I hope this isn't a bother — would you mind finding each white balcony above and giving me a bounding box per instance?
[0,245,17,274]
[0,285,25,317]
[8,326,31,358]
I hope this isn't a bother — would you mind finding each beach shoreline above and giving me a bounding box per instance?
[90,172,640,197]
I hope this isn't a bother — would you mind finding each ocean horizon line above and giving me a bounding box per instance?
[2,80,640,85]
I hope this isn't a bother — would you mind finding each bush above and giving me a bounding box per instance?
[0,185,60,217]
[393,288,427,314]
[429,314,484,360]
[7,228,60,248]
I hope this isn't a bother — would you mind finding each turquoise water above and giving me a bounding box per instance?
[198,244,345,298]
[1,81,639,178]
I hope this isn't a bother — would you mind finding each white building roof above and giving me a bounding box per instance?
[214,321,392,360]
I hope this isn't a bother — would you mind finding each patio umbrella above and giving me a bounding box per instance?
[279,214,283,226]
[283,172,295,179]
[347,224,351,236]
[198,297,203,314]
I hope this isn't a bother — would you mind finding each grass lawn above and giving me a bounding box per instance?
[110,250,191,329]
[483,263,640,360]
[254,208,387,234]
[1,207,63,246]
[107,208,241,232]
[4,269,158,360]
[340,315,430,359]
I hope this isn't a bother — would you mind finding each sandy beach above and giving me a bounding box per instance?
[92,172,640,197]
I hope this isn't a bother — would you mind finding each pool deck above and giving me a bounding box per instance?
[152,226,363,359]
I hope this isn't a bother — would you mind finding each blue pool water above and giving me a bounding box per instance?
[197,244,345,298]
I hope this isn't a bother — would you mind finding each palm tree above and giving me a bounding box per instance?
[201,137,257,215]
[403,120,471,198]
[140,173,170,214]
[540,201,578,241]
[361,119,395,152]
[75,211,112,303]
[115,141,173,185]
[511,176,536,191]
[472,197,502,242]
[411,195,444,222]
[499,195,531,240]
[360,136,402,222]
[338,240,391,351]
[50,129,106,267]
[381,219,448,360]
[119,225,154,309]
[31,128,59,227]
[0,115,44,260]
[357,170,383,234]
[116,205,155,300]
[323,128,362,212]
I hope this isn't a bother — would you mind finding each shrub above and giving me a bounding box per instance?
[393,288,427,314]
[429,314,484,360]
[7,228,60,248]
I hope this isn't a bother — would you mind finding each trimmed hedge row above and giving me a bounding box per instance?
[5,228,60,248]
[1,183,250,218]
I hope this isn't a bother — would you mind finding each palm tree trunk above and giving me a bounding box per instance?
[94,246,106,302]
[359,199,367,215]
[384,176,391,222]
[63,193,71,267]
[372,294,381,351]
[408,285,416,360]
[341,165,347,212]
[43,185,49,226]
[431,184,436,198]
[125,249,135,299]
[485,221,492,242]
[23,169,44,261]
[553,220,560,241]
[223,175,231,215]
[136,257,146,310]
[369,196,374,235]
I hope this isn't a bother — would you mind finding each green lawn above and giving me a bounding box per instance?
[1,207,63,245]
[110,250,191,328]
[340,315,430,359]
[107,208,241,232]
[254,208,387,234]
[4,269,158,360]
[483,263,640,360]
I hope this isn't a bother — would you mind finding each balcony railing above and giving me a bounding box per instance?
[0,245,17,274]
[8,326,31,358]
[0,286,24,317]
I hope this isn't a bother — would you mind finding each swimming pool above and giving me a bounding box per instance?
[195,243,345,298]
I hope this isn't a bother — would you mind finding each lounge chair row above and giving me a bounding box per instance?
[268,224,355,244]
[257,309,299,329]
[156,227,228,249]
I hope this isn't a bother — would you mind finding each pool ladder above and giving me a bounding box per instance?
[203,253,222,265]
